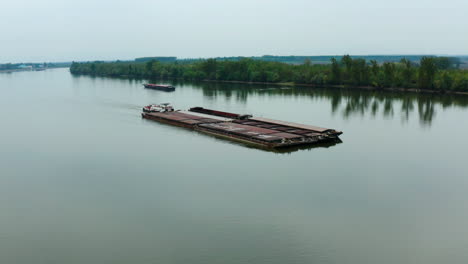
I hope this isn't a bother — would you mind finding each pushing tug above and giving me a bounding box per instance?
[141,104,343,149]
[142,103,174,113]
[143,83,175,91]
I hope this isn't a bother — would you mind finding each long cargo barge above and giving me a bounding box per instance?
[141,105,342,148]
[143,83,175,91]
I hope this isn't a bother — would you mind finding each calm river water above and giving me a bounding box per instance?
[1,68,467,264]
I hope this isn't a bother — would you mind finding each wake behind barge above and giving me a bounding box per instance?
[141,105,343,148]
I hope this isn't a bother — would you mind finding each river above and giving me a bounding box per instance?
[1,68,467,264]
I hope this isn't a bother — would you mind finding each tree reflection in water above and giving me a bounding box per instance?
[191,82,468,126]
[78,75,468,127]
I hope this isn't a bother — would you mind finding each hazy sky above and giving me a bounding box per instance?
[1,0,467,62]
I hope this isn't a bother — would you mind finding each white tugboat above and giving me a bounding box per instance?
[142,103,174,113]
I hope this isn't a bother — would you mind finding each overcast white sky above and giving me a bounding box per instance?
[1,0,467,63]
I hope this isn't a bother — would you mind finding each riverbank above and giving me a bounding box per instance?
[0,69,30,73]
[0,66,69,74]
[70,56,468,94]
[71,70,468,96]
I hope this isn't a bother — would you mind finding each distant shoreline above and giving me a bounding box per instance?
[70,56,468,94]
[0,69,29,73]
[0,66,69,73]
[71,71,468,96]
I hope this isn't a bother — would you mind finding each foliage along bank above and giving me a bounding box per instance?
[70,56,468,92]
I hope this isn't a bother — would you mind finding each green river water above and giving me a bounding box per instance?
[0,68,467,264]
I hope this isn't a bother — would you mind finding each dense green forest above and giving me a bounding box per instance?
[70,56,468,92]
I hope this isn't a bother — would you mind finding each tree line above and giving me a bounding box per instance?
[70,56,468,92]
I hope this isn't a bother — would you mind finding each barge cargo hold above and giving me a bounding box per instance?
[141,106,342,148]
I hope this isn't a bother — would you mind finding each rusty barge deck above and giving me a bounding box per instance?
[141,107,342,148]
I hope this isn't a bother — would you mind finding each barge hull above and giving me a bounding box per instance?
[143,84,175,91]
[141,108,342,149]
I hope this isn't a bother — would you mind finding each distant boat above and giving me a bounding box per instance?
[143,83,175,91]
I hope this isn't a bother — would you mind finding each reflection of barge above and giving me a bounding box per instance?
[143,83,175,91]
[141,106,343,148]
